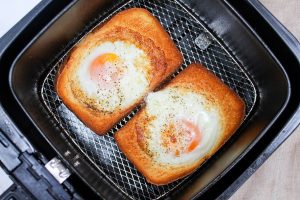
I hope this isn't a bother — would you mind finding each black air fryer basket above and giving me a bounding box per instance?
[0,0,299,199]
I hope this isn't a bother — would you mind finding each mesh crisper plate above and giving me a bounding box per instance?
[41,0,257,199]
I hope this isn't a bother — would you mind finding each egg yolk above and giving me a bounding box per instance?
[162,119,202,156]
[181,119,202,153]
[89,53,124,86]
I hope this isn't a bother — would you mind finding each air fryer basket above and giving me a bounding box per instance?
[40,1,256,199]
[3,0,299,199]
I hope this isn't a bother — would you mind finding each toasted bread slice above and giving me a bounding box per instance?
[114,63,245,185]
[56,8,183,135]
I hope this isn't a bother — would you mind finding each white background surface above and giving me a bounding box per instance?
[0,0,299,199]
[0,0,40,38]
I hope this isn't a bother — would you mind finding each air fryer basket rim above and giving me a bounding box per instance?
[4,0,293,199]
[10,1,262,198]
[5,0,292,198]
[0,0,299,199]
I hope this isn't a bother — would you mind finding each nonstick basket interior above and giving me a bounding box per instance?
[40,0,257,199]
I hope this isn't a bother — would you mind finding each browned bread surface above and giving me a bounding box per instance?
[114,63,245,185]
[56,8,183,135]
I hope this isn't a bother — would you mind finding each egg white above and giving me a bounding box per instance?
[75,41,150,112]
[144,87,221,165]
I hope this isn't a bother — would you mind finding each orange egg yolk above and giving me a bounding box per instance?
[181,119,202,153]
[162,119,202,156]
[89,53,123,86]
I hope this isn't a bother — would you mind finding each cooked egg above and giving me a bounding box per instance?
[75,41,151,112]
[142,87,221,165]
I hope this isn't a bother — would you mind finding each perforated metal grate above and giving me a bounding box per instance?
[41,0,257,199]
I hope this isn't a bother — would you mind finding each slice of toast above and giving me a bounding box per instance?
[56,8,183,135]
[114,63,245,185]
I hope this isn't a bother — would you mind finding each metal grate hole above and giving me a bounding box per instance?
[41,0,257,199]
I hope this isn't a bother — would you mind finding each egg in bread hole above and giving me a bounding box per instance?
[73,39,153,113]
[56,10,183,135]
[136,87,221,165]
[114,63,245,184]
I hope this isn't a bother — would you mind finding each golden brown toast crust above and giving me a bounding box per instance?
[56,8,183,135]
[114,63,245,185]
